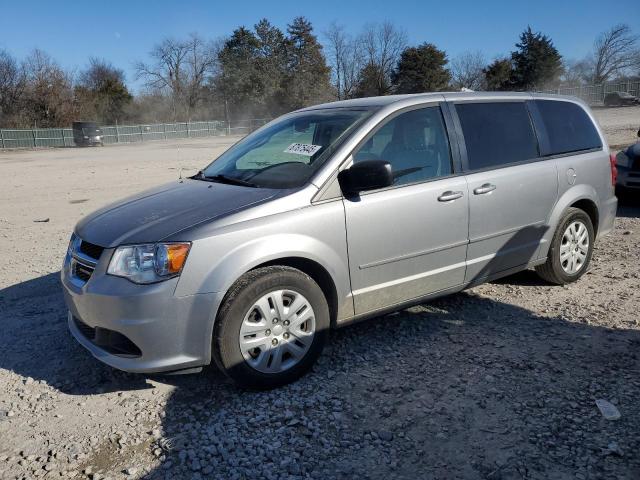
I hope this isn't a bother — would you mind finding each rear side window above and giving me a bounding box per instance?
[456,102,539,171]
[535,100,602,155]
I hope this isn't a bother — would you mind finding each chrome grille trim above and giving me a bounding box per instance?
[71,250,98,267]
[68,237,103,286]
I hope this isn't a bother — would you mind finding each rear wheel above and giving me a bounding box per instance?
[535,207,594,285]
[213,266,329,389]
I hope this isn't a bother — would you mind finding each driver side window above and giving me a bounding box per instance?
[353,106,453,186]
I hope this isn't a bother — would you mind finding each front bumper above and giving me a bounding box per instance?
[61,257,221,373]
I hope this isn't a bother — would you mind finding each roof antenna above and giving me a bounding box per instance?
[179,167,183,182]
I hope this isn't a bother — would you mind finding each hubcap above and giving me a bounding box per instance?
[560,220,589,275]
[238,289,316,374]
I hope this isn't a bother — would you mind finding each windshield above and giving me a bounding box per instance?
[201,108,374,189]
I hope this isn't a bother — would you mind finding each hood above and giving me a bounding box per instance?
[75,179,278,247]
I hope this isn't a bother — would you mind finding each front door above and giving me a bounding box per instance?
[342,105,469,315]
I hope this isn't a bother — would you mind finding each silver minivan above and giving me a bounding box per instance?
[62,92,618,388]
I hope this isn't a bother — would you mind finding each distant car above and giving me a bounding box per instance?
[72,121,103,147]
[604,91,640,107]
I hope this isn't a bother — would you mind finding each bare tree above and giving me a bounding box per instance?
[324,22,347,99]
[22,49,76,127]
[590,24,640,83]
[560,58,592,86]
[183,34,219,115]
[324,22,363,100]
[0,49,26,126]
[135,37,187,97]
[135,34,218,120]
[358,21,407,95]
[450,51,486,90]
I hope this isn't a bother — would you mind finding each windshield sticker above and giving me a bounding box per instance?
[284,143,322,157]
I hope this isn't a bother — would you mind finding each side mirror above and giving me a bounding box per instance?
[338,160,393,195]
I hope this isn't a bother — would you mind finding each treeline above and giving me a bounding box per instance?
[0,18,638,128]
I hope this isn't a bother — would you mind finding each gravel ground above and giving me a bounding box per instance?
[592,105,640,149]
[1,110,639,480]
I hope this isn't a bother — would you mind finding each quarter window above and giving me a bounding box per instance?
[456,102,539,171]
[535,100,602,155]
[353,107,453,186]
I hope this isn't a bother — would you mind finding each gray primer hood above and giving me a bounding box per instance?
[75,179,278,247]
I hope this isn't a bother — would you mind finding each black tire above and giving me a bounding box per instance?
[535,207,595,285]
[213,266,329,389]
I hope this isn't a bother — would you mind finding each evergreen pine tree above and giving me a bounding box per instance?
[282,17,332,111]
[392,43,450,93]
[511,26,563,90]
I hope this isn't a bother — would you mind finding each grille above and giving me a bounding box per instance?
[79,241,104,260]
[70,238,103,284]
[73,261,94,282]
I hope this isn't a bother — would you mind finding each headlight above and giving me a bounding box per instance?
[107,243,191,284]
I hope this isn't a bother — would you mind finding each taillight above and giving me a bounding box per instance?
[609,153,618,187]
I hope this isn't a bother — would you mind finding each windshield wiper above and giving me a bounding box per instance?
[194,171,258,188]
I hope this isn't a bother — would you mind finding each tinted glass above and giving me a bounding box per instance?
[354,107,452,186]
[202,108,373,189]
[456,102,539,170]
[535,100,602,155]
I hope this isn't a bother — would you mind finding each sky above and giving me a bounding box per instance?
[1,0,638,92]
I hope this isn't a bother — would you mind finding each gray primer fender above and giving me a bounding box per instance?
[536,183,600,260]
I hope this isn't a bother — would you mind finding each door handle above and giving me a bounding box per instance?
[473,183,496,195]
[438,190,464,202]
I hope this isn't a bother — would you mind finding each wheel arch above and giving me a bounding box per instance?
[250,257,339,329]
[539,185,600,259]
[569,198,599,236]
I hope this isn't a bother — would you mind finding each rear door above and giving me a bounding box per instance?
[449,100,558,283]
[343,104,469,315]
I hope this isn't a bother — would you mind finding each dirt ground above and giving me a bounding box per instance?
[592,105,640,149]
[0,107,639,479]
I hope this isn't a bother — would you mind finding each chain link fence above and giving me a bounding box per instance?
[539,80,640,106]
[0,118,271,149]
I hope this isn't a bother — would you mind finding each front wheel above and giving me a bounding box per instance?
[535,207,594,285]
[213,266,329,389]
